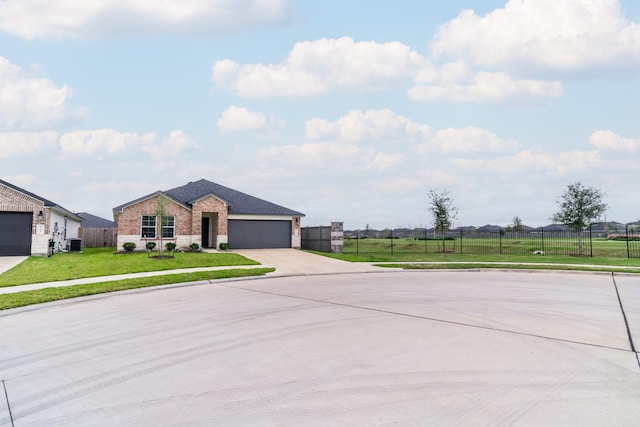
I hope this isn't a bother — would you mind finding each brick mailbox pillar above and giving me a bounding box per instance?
[331,221,344,253]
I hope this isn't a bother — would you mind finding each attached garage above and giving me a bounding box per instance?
[0,212,33,256]
[1,179,84,256]
[228,220,292,249]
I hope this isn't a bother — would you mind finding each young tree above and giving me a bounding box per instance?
[428,188,458,252]
[551,182,607,255]
[155,195,170,256]
[511,216,523,232]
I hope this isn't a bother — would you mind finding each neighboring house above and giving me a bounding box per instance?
[76,212,117,247]
[113,179,305,250]
[0,179,83,256]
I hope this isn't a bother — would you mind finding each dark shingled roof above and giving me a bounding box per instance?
[114,179,304,217]
[165,179,304,216]
[76,212,117,228]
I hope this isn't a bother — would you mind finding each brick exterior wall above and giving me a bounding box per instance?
[116,195,194,250]
[115,191,302,251]
[191,196,228,236]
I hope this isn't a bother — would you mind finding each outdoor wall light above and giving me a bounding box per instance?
[37,210,44,222]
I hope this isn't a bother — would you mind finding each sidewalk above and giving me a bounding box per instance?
[0,249,387,296]
[1,250,637,296]
[0,265,269,295]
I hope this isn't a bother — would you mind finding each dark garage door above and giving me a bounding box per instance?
[0,212,32,256]
[228,220,291,249]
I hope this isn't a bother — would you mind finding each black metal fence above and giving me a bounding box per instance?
[344,225,640,259]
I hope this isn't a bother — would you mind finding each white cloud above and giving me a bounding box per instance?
[1,173,35,188]
[371,170,459,193]
[452,149,602,174]
[0,131,58,158]
[213,37,564,103]
[0,57,76,129]
[590,130,640,152]
[60,129,156,156]
[419,127,519,154]
[142,130,198,161]
[259,141,404,172]
[217,106,267,133]
[0,0,294,39]
[78,180,157,195]
[305,109,432,143]
[212,37,426,97]
[260,142,364,169]
[369,153,404,171]
[430,0,640,74]
[409,69,563,103]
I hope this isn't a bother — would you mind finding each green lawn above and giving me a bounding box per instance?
[0,247,272,310]
[343,237,638,259]
[0,247,259,287]
[0,268,275,310]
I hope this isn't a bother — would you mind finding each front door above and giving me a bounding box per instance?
[201,217,210,248]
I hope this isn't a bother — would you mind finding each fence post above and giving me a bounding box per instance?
[425,228,428,254]
[626,225,630,259]
[542,227,545,255]
[356,229,359,255]
[390,229,394,255]
[589,226,593,258]
[330,222,344,253]
[499,228,503,255]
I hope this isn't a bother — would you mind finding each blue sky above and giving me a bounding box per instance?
[1,0,639,229]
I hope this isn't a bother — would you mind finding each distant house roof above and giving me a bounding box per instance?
[477,224,502,232]
[76,212,117,228]
[0,179,82,221]
[114,179,304,217]
[534,223,568,231]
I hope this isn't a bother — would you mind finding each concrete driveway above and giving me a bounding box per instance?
[1,270,638,425]
[233,248,386,275]
[0,256,27,275]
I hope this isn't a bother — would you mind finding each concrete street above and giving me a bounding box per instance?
[1,270,638,425]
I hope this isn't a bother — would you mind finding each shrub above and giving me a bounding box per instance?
[219,242,229,250]
[145,241,157,251]
[122,242,136,252]
[165,242,177,252]
[189,243,200,252]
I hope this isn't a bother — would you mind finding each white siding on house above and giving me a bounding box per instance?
[50,209,82,251]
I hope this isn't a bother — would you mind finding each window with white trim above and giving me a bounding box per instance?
[141,215,175,238]
[141,215,156,238]
[162,216,175,238]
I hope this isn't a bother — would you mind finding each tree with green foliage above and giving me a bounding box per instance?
[428,188,458,252]
[155,195,171,257]
[511,216,523,232]
[551,182,607,255]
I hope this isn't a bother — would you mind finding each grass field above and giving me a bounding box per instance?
[0,247,273,310]
[0,247,259,287]
[0,268,275,310]
[343,236,639,259]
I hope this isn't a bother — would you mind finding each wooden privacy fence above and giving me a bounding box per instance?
[301,222,344,253]
[78,227,117,248]
[301,226,332,252]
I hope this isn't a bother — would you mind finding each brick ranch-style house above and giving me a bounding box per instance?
[113,179,305,250]
[0,179,83,256]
